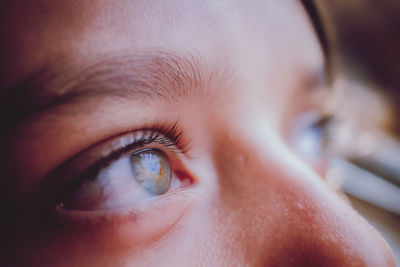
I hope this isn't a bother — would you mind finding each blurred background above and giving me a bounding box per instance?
[314,0,400,264]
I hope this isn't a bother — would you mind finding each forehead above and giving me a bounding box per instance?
[1,0,322,89]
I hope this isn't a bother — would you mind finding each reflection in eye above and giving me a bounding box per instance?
[130,149,171,195]
[60,149,178,211]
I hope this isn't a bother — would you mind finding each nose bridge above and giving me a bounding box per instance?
[211,132,395,266]
[211,129,306,214]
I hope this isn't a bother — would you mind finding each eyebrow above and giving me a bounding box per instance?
[0,51,219,130]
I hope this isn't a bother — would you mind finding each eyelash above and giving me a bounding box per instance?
[84,123,185,173]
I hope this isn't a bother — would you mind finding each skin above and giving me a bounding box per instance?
[0,0,395,266]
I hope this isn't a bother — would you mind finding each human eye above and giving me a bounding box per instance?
[291,110,332,159]
[54,124,192,212]
[42,123,196,244]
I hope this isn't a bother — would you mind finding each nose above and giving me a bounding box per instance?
[212,132,395,266]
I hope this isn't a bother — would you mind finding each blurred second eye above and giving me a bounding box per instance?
[60,149,176,211]
[292,111,326,159]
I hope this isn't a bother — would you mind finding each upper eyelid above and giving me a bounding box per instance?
[65,127,186,182]
[60,122,187,174]
[80,132,180,181]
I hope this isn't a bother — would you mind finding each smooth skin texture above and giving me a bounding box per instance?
[0,0,395,266]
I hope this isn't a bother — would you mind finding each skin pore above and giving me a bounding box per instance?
[0,0,395,266]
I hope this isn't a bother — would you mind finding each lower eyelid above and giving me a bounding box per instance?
[54,187,192,221]
[52,187,195,246]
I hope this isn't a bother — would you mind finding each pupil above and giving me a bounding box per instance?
[130,149,171,195]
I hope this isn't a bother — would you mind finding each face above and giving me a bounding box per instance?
[0,0,395,266]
